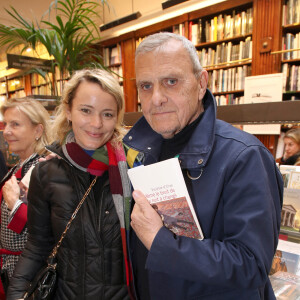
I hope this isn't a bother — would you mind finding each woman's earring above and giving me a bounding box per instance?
[35,137,39,141]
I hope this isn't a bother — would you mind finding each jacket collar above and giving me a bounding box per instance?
[123,89,216,170]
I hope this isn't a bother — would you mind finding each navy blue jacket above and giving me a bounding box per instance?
[123,90,283,300]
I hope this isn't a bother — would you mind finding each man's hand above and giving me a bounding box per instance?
[2,175,20,210]
[131,190,163,250]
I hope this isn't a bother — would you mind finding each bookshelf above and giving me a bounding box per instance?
[1,73,29,99]
[189,2,253,106]
[280,0,300,101]
[102,43,123,85]
[0,78,7,97]
[30,72,53,96]
[99,0,299,158]
[99,0,286,112]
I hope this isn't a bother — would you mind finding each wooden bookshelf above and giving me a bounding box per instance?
[99,0,289,113]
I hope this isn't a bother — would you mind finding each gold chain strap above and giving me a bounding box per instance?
[49,176,98,258]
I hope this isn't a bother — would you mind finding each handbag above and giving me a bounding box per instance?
[23,176,98,300]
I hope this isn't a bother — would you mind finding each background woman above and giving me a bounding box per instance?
[277,128,300,165]
[7,69,133,299]
[0,98,52,299]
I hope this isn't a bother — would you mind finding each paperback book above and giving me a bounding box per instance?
[269,239,300,299]
[127,158,204,240]
[279,165,300,236]
[269,271,300,300]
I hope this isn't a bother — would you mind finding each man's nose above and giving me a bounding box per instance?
[152,85,167,106]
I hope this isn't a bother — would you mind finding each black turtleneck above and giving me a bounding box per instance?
[159,112,204,161]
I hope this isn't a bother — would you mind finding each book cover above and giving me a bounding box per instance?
[270,249,300,276]
[269,271,300,300]
[127,158,204,240]
[279,166,300,235]
[269,239,300,299]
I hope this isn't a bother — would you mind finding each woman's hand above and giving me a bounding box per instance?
[2,175,20,210]
[38,153,58,162]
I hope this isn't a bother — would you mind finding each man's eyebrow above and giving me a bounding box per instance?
[136,80,151,86]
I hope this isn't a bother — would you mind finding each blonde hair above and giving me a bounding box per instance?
[52,68,126,146]
[284,128,300,146]
[0,97,52,156]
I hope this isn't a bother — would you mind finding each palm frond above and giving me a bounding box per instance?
[1,0,109,97]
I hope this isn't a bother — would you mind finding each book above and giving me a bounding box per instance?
[127,158,204,240]
[279,166,300,236]
[270,249,300,276]
[269,271,300,300]
[269,239,300,299]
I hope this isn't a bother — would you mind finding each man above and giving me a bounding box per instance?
[123,32,283,299]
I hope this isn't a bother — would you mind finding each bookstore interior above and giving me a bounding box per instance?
[0,0,300,297]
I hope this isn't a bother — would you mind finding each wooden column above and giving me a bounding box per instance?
[122,38,138,112]
[24,74,32,96]
[251,0,283,75]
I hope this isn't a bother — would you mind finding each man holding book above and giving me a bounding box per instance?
[123,32,283,299]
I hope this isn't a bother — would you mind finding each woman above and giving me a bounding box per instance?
[277,128,300,165]
[7,69,133,299]
[0,98,52,298]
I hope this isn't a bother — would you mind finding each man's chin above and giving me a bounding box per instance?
[156,129,176,139]
[149,122,177,139]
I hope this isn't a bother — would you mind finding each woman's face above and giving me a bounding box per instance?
[66,81,118,150]
[3,107,41,161]
[283,137,300,159]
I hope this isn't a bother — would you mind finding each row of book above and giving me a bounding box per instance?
[110,66,123,83]
[54,67,70,82]
[8,89,26,98]
[31,83,53,96]
[136,23,185,49]
[0,82,6,95]
[282,0,300,26]
[7,77,24,92]
[56,79,68,97]
[282,33,300,60]
[198,37,252,68]
[103,44,122,66]
[190,8,253,45]
[207,65,251,94]
[215,94,244,106]
[31,73,52,87]
[282,63,300,92]
[172,23,185,37]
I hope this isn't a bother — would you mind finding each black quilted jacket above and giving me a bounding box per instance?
[7,144,130,300]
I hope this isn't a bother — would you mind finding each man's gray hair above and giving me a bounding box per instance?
[135,32,203,78]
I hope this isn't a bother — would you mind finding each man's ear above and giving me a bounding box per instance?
[198,70,208,102]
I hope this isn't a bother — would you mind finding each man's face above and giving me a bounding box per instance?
[135,39,207,139]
